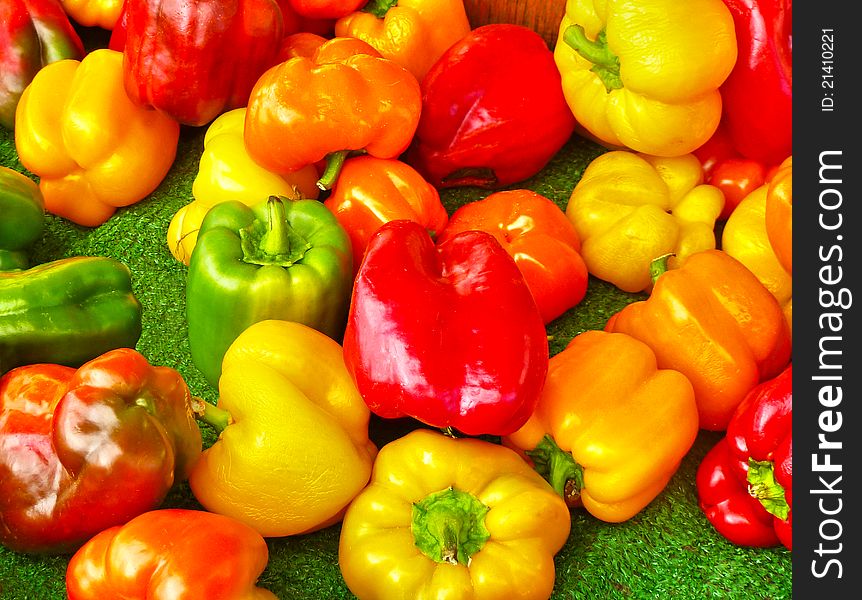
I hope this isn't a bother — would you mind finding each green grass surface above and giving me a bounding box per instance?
[0,120,792,599]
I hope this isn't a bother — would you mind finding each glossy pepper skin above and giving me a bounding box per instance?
[554,0,737,157]
[0,348,203,554]
[438,189,589,324]
[323,155,448,276]
[245,36,421,187]
[765,156,792,275]
[66,509,277,599]
[0,166,44,271]
[0,0,85,130]
[14,49,180,227]
[334,0,471,82]
[339,428,571,600]
[1,257,142,376]
[60,0,124,29]
[114,0,286,126]
[190,320,377,537]
[167,108,320,265]
[405,24,576,189]
[343,220,549,437]
[287,0,364,19]
[187,196,352,388]
[505,330,698,522]
[718,0,792,165]
[697,364,792,550]
[606,250,792,431]
[566,151,725,293]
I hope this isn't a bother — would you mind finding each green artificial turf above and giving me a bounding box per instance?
[0,110,791,599]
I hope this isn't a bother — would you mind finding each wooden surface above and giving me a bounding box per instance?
[463,0,568,47]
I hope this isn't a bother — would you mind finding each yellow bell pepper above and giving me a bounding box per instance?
[554,0,737,157]
[189,319,377,537]
[338,428,571,600]
[334,0,472,82]
[60,0,123,29]
[166,107,320,265]
[565,150,725,293]
[14,49,179,227]
[504,330,698,523]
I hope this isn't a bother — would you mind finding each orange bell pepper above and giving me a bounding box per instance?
[323,154,448,275]
[14,49,179,227]
[244,36,421,189]
[606,249,792,431]
[505,330,699,522]
[438,189,589,324]
[333,0,471,82]
[765,156,792,275]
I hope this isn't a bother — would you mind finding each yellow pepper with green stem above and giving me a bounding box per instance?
[553,0,737,157]
[565,150,725,293]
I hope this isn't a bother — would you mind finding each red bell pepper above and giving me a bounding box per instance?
[343,220,549,437]
[0,0,85,130]
[404,24,577,189]
[0,348,202,554]
[697,364,792,550]
[717,0,792,165]
[111,0,287,126]
[438,189,589,324]
[285,0,364,19]
[66,508,276,599]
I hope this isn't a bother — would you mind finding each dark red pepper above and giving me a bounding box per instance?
[717,0,792,165]
[404,24,577,189]
[0,0,85,129]
[342,219,549,437]
[0,348,202,554]
[696,364,792,550]
[111,0,289,126]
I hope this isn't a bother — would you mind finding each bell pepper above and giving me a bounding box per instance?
[565,150,725,293]
[505,330,698,522]
[697,364,792,550]
[189,320,377,537]
[339,428,571,600]
[60,0,124,29]
[322,154,449,276]
[333,0,471,82]
[166,107,320,265]
[14,48,180,227]
[717,0,792,165]
[286,0,364,19]
[0,348,203,554]
[1,257,142,375]
[343,220,549,437]
[244,36,422,190]
[765,156,792,275]
[438,189,589,324]
[0,166,44,271]
[114,0,286,127]
[186,196,352,388]
[0,0,85,130]
[605,249,792,431]
[405,24,576,189]
[553,0,737,157]
[66,508,277,599]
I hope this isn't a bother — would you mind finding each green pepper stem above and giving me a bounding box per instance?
[261,196,293,256]
[649,253,675,286]
[191,397,232,434]
[362,0,398,18]
[526,434,584,507]
[412,487,491,566]
[747,458,790,520]
[562,25,623,92]
[316,150,350,192]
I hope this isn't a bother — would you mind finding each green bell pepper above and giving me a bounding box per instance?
[0,166,44,270]
[1,256,143,374]
[186,195,353,388]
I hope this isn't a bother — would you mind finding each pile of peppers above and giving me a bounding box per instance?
[0,0,795,597]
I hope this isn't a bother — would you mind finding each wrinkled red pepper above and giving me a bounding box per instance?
[343,220,549,437]
[697,364,792,550]
[0,0,85,130]
[717,0,792,165]
[111,0,289,126]
[0,348,202,554]
[405,24,577,189]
